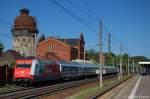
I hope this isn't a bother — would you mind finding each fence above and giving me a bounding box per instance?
[0,65,6,87]
[0,64,14,87]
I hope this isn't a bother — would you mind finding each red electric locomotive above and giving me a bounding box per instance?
[13,59,61,85]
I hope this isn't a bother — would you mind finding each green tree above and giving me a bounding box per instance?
[85,48,150,67]
[85,48,99,63]
[123,53,129,60]
[131,56,150,62]
[104,52,116,66]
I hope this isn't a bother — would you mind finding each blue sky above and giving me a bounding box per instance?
[0,0,150,58]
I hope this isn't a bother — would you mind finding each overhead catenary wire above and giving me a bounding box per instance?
[80,0,99,21]
[64,0,98,26]
[50,0,127,54]
[59,1,130,67]
[0,1,128,54]
[50,0,97,33]
[63,0,110,51]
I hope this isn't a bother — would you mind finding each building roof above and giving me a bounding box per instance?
[38,37,70,47]
[38,32,84,47]
[60,39,79,46]
[13,8,37,32]
[139,62,150,65]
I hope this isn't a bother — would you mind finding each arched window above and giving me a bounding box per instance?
[28,38,30,42]
[18,38,19,42]
[23,38,25,42]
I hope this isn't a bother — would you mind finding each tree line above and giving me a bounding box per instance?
[85,48,150,68]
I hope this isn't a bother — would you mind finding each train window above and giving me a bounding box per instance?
[65,66,67,71]
[40,64,45,73]
[63,66,66,71]
[35,64,40,74]
[63,66,65,71]
[17,64,30,68]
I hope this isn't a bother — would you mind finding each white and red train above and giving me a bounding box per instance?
[13,59,118,85]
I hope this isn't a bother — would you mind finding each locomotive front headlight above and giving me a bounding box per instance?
[21,71,25,74]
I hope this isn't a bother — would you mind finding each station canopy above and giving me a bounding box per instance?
[139,62,150,65]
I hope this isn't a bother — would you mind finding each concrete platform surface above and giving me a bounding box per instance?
[112,75,150,99]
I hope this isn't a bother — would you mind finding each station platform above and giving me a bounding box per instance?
[112,75,150,99]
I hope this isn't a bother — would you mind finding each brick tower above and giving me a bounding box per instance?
[11,8,38,57]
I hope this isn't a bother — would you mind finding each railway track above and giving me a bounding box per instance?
[0,78,98,99]
[0,85,32,95]
[0,74,118,99]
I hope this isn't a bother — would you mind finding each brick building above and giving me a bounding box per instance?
[37,33,85,62]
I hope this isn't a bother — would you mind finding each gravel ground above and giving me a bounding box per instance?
[41,80,99,99]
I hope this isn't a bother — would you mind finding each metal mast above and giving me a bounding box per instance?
[108,32,111,52]
[128,56,130,76]
[120,43,123,79]
[99,19,103,87]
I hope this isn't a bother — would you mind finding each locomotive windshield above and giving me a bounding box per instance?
[16,64,31,68]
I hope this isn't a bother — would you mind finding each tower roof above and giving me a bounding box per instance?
[13,8,37,32]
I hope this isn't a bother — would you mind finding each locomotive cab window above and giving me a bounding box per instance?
[17,64,31,68]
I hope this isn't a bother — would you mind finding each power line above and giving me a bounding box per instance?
[51,0,110,51]
[67,0,108,45]
[49,0,97,33]
[67,0,126,55]
[64,0,98,26]
[80,0,99,21]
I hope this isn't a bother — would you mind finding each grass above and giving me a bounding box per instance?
[67,75,130,99]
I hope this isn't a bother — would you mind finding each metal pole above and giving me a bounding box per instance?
[113,58,114,67]
[108,32,111,52]
[133,60,134,73]
[99,19,103,87]
[118,68,120,80]
[5,64,7,87]
[84,47,85,64]
[120,43,122,80]
[35,33,36,59]
[137,62,139,74]
[126,64,127,74]
[128,56,130,76]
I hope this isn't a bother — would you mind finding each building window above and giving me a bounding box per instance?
[18,38,19,42]
[23,38,25,42]
[28,38,30,42]
[48,45,54,49]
